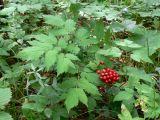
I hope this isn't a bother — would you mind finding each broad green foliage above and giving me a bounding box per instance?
[97,47,122,57]
[65,88,88,112]
[0,0,160,119]
[118,104,144,120]
[0,88,12,120]
[0,88,12,108]
[0,112,13,120]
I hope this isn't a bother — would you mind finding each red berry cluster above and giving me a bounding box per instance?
[97,68,119,84]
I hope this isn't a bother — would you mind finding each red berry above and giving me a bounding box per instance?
[113,77,117,80]
[101,73,105,76]
[106,76,110,79]
[110,74,113,78]
[108,71,112,75]
[103,76,107,80]
[97,70,101,74]
[105,73,108,76]
[112,73,116,77]
[102,69,107,73]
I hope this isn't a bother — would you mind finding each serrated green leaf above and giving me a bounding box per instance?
[60,78,77,89]
[0,48,9,56]
[22,95,48,112]
[0,112,13,120]
[17,47,44,61]
[131,28,160,55]
[80,72,101,85]
[135,84,154,94]
[44,108,52,118]
[28,41,53,51]
[22,103,45,112]
[97,47,122,57]
[0,7,16,15]
[45,50,57,70]
[17,5,29,13]
[118,104,133,120]
[64,19,76,33]
[66,54,79,61]
[33,33,57,44]
[114,39,142,48]
[78,38,98,47]
[66,44,80,54]
[58,40,68,48]
[114,91,133,101]
[94,20,104,40]
[76,88,88,107]
[78,79,100,95]
[123,66,152,82]
[65,88,88,112]
[43,15,65,27]
[57,53,75,75]
[64,88,79,112]
[0,88,12,108]
[131,48,153,63]
[118,104,144,120]
[76,28,89,40]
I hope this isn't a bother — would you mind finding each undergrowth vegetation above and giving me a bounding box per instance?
[0,0,160,120]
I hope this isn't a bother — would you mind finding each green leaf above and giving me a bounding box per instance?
[76,88,88,107]
[45,50,58,70]
[118,104,133,120]
[114,39,142,48]
[94,20,104,40]
[76,28,89,40]
[123,66,152,82]
[22,95,48,112]
[0,112,13,120]
[97,47,122,57]
[0,48,9,56]
[0,7,16,15]
[57,53,75,75]
[66,44,80,54]
[78,79,100,95]
[44,108,52,118]
[17,47,44,61]
[33,33,57,44]
[110,22,125,32]
[122,20,136,31]
[114,91,133,101]
[88,97,97,111]
[60,78,77,89]
[135,84,154,94]
[66,54,79,61]
[0,88,12,108]
[58,40,68,48]
[22,103,45,112]
[65,88,88,112]
[64,19,76,33]
[43,15,65,27]
[131,28,160,55]
[80,72,101,85]
[131,48,153,63]
[52,106,68,120]
[118,104,144,120]
[17,5,29,14]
